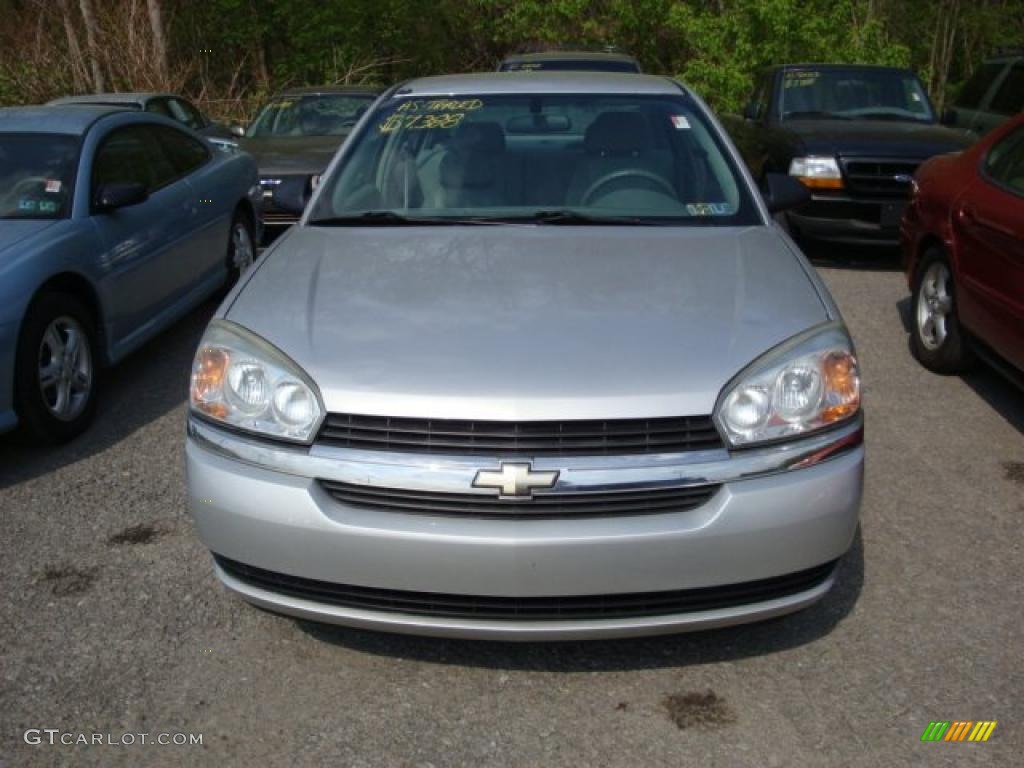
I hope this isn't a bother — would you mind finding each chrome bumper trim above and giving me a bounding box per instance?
[186,415,863,495]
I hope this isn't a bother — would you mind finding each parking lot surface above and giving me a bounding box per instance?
[1,248,1021,767]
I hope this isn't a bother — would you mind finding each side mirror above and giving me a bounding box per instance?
[742,101,759,121]
[230,124,246,138]
[94,182,148,212]
[940,108,957,126]
[762,173,810,213]
[271,180,311,216]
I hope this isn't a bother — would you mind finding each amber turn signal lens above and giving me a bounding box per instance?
[191,347,229,413]
[796,176,844,190]
[821,351,860,422]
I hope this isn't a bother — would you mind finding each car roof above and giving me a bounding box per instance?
[0,104,129,134]
[395,72,683,96]
[502,51,639,65]
[48,92,170,106]
[273,85,384,97]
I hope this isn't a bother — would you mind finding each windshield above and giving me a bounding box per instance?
[308,93,759,225]
[0,133,78,220]
[247,93,377,138]
[779,68,934,122]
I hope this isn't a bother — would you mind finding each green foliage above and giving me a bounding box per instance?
[2,0,1021,117]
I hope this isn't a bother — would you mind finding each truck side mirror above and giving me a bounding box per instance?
[743,101,759,121]
[762,173,810,214]
[940,108,957,126]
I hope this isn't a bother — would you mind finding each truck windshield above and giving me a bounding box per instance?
[308,92,759,226]
[780,68,934,123]
[247,94,377,138]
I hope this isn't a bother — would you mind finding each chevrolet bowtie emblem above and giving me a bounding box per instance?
[472,462,559,498]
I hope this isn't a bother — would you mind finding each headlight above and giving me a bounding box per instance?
[788,155,843,190]
[715,323,860,447]
[190,320,324,443]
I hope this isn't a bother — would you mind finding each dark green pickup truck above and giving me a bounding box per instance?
[724,63,971,245]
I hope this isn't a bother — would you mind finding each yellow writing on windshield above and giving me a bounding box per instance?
[379,112,466,133]
[395,99,483,113]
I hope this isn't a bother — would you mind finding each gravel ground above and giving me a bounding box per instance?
[1,247,1021,767]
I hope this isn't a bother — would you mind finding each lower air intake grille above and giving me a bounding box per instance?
[214,556,838,621]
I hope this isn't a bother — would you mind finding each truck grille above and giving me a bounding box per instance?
[319,479,721,518]
[315,413,725,456]
[214,555,838,621]
[841,158,920,197]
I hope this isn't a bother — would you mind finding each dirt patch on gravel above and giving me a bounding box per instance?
[107,522,169,546]
[39,565,99,596]
[1002,462,1024,486]
[663,690,736,730]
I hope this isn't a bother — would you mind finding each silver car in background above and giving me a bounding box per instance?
[186,73,863,640]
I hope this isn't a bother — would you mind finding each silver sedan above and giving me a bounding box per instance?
[186,73,863,640]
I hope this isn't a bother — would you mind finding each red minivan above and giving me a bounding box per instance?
[901,113,1024,380]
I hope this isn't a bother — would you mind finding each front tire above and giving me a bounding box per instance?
[227,209,256,287]
[14,292,98,443]
[910,249,975,373]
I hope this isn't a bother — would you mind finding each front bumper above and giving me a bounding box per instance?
[186,417,863,639]
[788,195,907,245]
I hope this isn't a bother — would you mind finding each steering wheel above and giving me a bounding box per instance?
[581,169,676,207]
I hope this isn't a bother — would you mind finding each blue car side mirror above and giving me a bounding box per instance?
[95,182,149,212]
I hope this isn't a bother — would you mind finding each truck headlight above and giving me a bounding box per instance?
[788,155,843,190]
[715,323,860,447]
[190,320,324,443]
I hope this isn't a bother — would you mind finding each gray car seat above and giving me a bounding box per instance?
[566,112,673,206]
[438,122,511,208]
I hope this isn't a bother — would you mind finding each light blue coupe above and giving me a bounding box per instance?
[0,105,262,442]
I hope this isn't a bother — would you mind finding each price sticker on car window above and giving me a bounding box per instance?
[45,180,62,193]
[670,115,691,130]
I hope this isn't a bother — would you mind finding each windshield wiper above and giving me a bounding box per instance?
[782,110,850,121]
[502,210,651,225]
[854,111,930,123]
[308,211,498,226]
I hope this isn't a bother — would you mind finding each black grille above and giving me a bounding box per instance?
[316,413,724,456]
[841,158,920,196]
[319,479,721,518]
[263,211,299,225]
[215,555,837,621]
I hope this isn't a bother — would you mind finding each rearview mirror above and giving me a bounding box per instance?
[762,173,810,214]
[94,182,148,212]
[229,124,246,138]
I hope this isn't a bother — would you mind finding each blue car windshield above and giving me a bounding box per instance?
[0,134,78,220]
[309,92,759,226]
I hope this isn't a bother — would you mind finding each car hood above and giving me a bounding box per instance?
[784,119,972,158]
[238,136,346,176]
[226,225,830,420]
[0,219,59,259]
